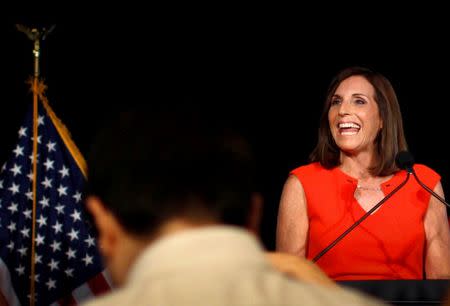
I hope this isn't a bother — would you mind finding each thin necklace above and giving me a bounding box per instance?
[356,185,382,192]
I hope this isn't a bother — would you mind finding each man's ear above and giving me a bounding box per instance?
[86,196,122,258]
[247,192,264,236]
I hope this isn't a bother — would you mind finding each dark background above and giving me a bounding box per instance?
[1,9,449,250]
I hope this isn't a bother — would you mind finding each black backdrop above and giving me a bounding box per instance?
[1,10,449,250]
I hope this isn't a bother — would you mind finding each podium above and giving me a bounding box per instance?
[338,280,450,306]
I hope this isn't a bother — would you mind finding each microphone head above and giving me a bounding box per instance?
[395,151,415,171]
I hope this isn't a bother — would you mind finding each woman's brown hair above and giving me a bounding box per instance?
[309,66,408,176]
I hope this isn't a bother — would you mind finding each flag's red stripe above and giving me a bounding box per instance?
[87,273,110,296]
[0,289,10,306]
[58,294,77,306]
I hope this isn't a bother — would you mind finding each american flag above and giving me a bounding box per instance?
[0,94,111,305]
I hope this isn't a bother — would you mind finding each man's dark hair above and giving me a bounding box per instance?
[85,106,256,237]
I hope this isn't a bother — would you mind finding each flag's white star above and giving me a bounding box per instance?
[35,234,45,246]
[58,184,68,196]
[50,240,61,252]
[15,265,25,276]
[48,259,59,271]
[66,248,76,259]
[59,165,70,178]
[41,176,53,189]
[73,191,82,203]
[25,190,33,200]
[7,221,16,232]
[17,246,27,257]
[52,221,63,234]
[31,135,42,144]
[85,235,96,248]
[9,164,22,176]
[82,254,94,266]
[8,183,20,195]
[71,209,82,222]
[46,278,56,290]
[27,292,38,301]
[18,126,27,138]
[54,203,65,215]
[65,268,74,277]
[68,229,79,241]
[39,196,50,208]
[30,273,40,283]
[20,227,30,238]
[46,140,56,152]
[34,253,42,264]
[28,153,39,163]
[23,209,32,219]
[27,171,34,181]
[37,215,47,227]
[7,241,14,251]
[38,115,44,126]
[13,145,24,157]
[43,158,54,171]
[7,202,18,214]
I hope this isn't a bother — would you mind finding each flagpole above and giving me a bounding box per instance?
[16,24,55,306]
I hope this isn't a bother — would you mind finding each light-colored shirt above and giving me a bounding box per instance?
[83,226,386,306]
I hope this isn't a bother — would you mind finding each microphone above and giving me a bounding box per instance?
[396,151,450,208]
[395,150,415,173]
[312,153,412,263]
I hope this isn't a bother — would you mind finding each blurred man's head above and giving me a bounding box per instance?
[85,106,260,285]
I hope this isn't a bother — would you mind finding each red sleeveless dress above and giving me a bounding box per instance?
[290,162,440,280]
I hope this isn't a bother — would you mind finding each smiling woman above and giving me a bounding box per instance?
[275,66,450,281]
[328,75,383,155]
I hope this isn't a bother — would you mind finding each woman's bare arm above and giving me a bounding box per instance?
[276,175,309,257]
[424,181,450,278]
